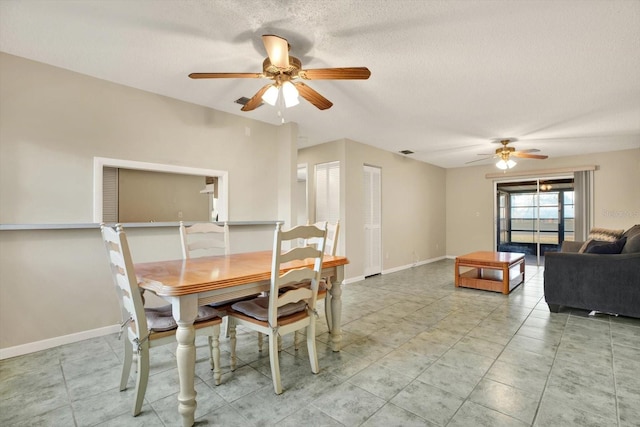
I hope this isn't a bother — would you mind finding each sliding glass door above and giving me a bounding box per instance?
[496,177,575,265]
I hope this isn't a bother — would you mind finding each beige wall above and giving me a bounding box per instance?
[118,169,209,222]
[445,148,640,256]
[299,139,447,280]
[0,53,295,351]
[0,53,284,224]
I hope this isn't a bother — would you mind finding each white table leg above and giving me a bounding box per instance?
[329,266,344,352]
[172,295,198,427]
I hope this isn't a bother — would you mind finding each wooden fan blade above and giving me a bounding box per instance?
[262,34,289,69]
[295,82,333,110]
[299,67,371,80]
[515,148,541,154]
[240,84,272,112]
[512,152,548,159]
[465,156,496,164]
[189,72,263,79]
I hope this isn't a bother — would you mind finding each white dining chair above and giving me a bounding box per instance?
[308,220,340,333]
[283,220,340,350]
[179,221,230,258]
[179,221,258,338]
[101,223,223,417]
[227,222,327,394]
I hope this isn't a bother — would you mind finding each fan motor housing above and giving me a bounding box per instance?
[496,146,515,154]
[263,56,302,76]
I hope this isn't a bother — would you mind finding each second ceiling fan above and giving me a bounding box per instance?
[467,139,549,169]
[189,34,371,111]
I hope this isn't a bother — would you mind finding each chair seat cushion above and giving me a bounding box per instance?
[231,296,306,322]
[145,304,221,332]
[280,279,328,293]
[208,294,257,308]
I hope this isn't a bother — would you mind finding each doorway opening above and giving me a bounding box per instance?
[496,177,575,266]
[363,165,382,277]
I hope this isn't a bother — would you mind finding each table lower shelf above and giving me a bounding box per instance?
[457,266,523,294]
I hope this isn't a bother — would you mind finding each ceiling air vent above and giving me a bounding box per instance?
[399,150,414,155]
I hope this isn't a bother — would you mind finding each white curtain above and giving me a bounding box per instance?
[574,170,594,241]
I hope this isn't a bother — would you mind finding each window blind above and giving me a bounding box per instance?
[103,167,118,223]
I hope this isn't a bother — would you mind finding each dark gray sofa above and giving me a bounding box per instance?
[543,225,640,318]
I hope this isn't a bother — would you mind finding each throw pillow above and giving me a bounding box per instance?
[585,237,627,254]
[579,239,613,253]
[587,227,625,242]
[578,239,593,253]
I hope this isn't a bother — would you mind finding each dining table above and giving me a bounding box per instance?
[134,250,349,427]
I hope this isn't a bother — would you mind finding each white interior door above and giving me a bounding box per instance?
[363,165,381,277]
[315,161,340,224]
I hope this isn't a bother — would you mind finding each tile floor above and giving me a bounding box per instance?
[1,259,639,426]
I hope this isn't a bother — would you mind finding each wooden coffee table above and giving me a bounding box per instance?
[455,251,525,294]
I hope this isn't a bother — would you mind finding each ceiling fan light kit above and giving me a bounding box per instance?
[496,158,517,170]
[189,34,371,115]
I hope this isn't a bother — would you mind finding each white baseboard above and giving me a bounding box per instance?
[0,324,120,360]
[343,256,449,284]
[343,275,365,285]
[382,255,446,275]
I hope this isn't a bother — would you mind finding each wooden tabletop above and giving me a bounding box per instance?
[135,250,349,297]
[456,251,525,264]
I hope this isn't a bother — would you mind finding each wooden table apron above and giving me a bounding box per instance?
[134,250,348,427]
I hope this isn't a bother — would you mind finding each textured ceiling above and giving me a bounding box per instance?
[1,0,639,168]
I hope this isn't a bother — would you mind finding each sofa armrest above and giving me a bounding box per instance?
[560,241,584,253]
[544,252,640,317]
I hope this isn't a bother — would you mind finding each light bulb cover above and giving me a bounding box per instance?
[261,85,279,106]
[496,159,517,169]
[282,81,299,108]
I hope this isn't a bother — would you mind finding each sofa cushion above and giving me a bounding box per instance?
[622,224,640,240]
[585,237,627,254]
[560,241,583,253]
[621,233,640,254]
[587,227,625,242]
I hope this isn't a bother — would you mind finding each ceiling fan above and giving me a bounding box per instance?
[467,138,548,169]
[189,34,371,112]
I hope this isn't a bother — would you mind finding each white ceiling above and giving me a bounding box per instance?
[1,0,639,168]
